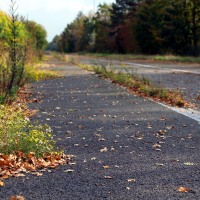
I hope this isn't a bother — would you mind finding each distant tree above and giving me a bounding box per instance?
[95,3,112,52]
[25,20,48,51]
[135,0,200,55]
[46,35,61,51]
[188,0,200,55]
[135,0,164,54]
[110,0,141,53]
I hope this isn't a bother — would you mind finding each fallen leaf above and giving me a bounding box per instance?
[104,176,113,179]
[178,186,190,193]
[100,147,108,152]
[64,169,74,173]
[98,138,106,141]
[33,172,43,176]
[14,173,26,177]
[157,130,167,135]
[103,165,110,169]
[184,162,195,166]
[152,144,161,149]
[9,195,25,200]
[127,179,136,182]
[0,180,4,186]
[155,163,164,166]
[69,162,76,165]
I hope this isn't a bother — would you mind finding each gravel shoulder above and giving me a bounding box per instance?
[1,62,200,200]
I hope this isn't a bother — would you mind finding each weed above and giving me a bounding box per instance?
[24,65,60,82]
[79,63,188,107]
[0,105,57,157]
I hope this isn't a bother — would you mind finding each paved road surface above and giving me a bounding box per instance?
[79,57,200,110]
[1,61,200,200]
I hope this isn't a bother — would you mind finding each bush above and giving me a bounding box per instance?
[0,105,56,157]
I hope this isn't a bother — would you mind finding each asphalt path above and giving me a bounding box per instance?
[79,57,200,110]
[1,62,200,200]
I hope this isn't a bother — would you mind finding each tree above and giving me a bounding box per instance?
[25,20,48,51]
[188,0,200,55]
[4,0,28,102]
[46,35,61,51]
[135,0,164,54]
[95,3,112,52]
[110,0,141,53]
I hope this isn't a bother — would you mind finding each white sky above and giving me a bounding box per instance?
[0,0,115,41]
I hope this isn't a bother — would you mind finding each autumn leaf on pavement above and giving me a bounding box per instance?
[178,186,190,193]
[64,169,74,173]
[103,165,110,169]
[9,195,25,200]
[127,179,136,183]
[0,180,4,186]
[104,176,113,179]
[100,147,108,152]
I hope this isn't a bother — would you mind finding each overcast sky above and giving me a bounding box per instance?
[0,0,115,41]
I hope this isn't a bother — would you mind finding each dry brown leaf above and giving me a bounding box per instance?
[64,169,74,173]
[1,175,9,179]
[178,186,190,193]
[104,176,113,179]
[0,153,70,180]
[152,144,161,149]
[103,165,110,169]
[127,179,136,182]
[100,147,108,152]
[0,180,4,186]
[14,173,26,177]
[98,138,106,141]
[9,195,25,200]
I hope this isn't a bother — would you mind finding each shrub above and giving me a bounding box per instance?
[0,105,56,157]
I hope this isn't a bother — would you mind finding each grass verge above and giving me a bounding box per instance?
[79,63,188,107]
[80,53,200,63]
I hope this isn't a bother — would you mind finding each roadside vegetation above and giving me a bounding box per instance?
[79,63,188,108]
[79,53,200,64]
[0,1,67,184]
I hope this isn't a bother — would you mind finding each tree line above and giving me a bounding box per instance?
[47,0,200,56]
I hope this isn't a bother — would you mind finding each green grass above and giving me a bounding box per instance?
[79,63,187,107]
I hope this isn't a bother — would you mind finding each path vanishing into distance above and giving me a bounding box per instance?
[1,57,200,199]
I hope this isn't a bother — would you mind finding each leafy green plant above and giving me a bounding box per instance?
[0,105,57,157]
